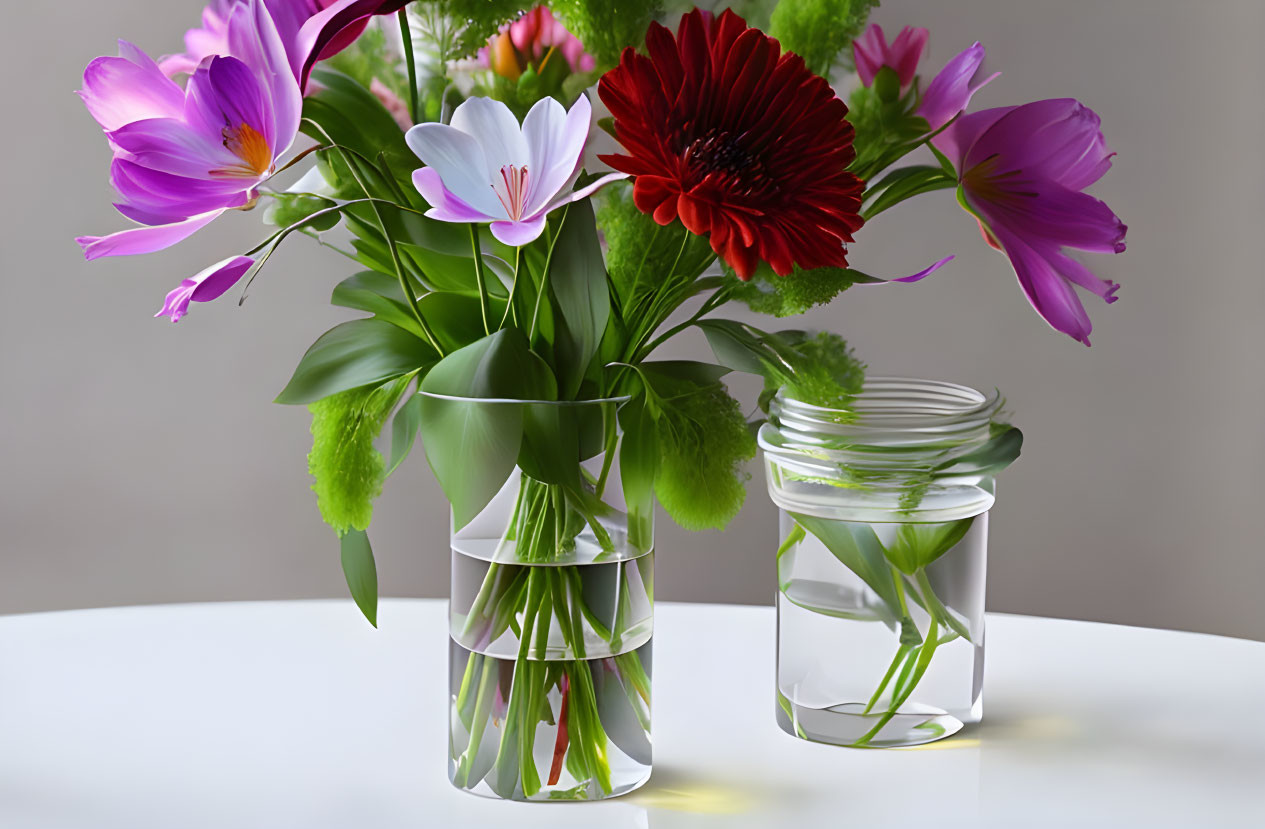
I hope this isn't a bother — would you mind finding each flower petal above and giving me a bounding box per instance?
[891,255,955,283]
[450,96,530,175]
[489,215,548,246]
[918,42,998,132]
[967,99,1114,190]
[412,167,495,223]
[107,117,240,178]
[79,41,185,131]
[932,105,1015,169]
[540,171,630,216]
[978,181,1126,254]
[225,0,302,154]
[77,210,224,260]
[406,122,505,219]
[155,255,254,322]
[989,223,1095,345]
[522,95,590,216]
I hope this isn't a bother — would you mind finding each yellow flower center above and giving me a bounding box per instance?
[211,122,273,179]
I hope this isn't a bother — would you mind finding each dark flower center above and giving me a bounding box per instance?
[679,127,776,198]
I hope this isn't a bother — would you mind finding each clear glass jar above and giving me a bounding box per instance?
[759,378,1017,747]
[433,394,653,800]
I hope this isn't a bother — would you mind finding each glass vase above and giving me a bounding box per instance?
[759,378,1015,748]
[436,395,653,800]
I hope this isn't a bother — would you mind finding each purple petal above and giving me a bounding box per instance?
[109,158,251,219]
[206,55,272,149]
[1047,248,1121,302]
[405,122,504,218]
[293,1,411,91]
[888,26,930,89]
[226,0,302,153]
[79,41,185,131]
[412,167,495,223]
[77,210,224,260]
[541,171,630,215]
[892,255,954,282]
[966,99,1115,190]
[107,117,239,178]
[155,255,254,322]
[977,181,1126,254]
[851,24,887,87]
[918,42,998,132]
[989,223,1095,345]
[489,215,548,246]
[932,105,1015,169]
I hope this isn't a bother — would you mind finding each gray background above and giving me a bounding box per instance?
[3,0,1263,640]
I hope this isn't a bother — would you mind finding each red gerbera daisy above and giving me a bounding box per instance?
[597,9,865,280]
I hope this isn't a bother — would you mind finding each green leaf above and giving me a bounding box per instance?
[548,200,611,398]
[264,193,339,231]
[276,319,436,405]
[331,271,426,338]
[862,166,956,220]
[638,360,732,390]
[883,517,976,575]
[934,423,1024,481]
[698,319,796,379]
[791,513,902,615]
[420,328,557,401]
[301,68,415,193]
[419,330,559,528]
[618,398,658,552]
[388,392,424,475]
[340,529,379,627]
[415,291,506,354]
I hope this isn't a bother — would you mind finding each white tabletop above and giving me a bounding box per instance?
[1,600,1261,828]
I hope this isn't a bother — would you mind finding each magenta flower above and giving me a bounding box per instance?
[155,256,254,322]
[852,24,929,93]
[917,42,999,131]
[76,0,301,260]
[507,6,596,74]
[406,95,625,246]
[935,99,1126,345]
[159,0,408,91]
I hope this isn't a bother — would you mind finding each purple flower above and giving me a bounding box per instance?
[917,42,999,131]
[155,256,254,322]
[76,0,301,260]
[159,1,408,91]
[852,24,929,94]
[406,95,625,246]
[935,99,1126,345]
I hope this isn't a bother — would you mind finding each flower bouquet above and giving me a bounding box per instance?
[77,0,1125,799]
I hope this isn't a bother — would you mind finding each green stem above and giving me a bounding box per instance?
[469,224,492,335]
[397,9,419,125]
[861,644,912,716]
[500,246,522,329]
[853,617,940,747]
[453,653,497,787]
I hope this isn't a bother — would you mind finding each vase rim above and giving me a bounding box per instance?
[418,392,632,406]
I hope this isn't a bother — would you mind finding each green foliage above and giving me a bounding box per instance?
[308,377,411,536]
[549,0,665,70]
[325,24,408,99]
[729,262,863,317]
[597,181,714,315]
[847,83,933,182]
[275,318,436,405]
[263,193,339,231]
[778,331,866,409]
[423,0,524,61]
[340,529,379,627]
[653,383,756,531]
[768,0,880,76]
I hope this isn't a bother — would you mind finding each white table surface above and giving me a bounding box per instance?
[1,599,1261,828]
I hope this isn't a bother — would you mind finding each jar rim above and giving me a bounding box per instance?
[773,376,1001,426]
[418,391,631,407]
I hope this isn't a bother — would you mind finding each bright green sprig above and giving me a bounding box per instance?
[654,384,756,531]
[549,0,665,70]
[308,377,411,535]
[729,263,861,317]
[768,0,880,76]
[781,331,866,408]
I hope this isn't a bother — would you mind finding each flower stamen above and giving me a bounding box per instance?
[212,122,274,179]
[491,164,529,220]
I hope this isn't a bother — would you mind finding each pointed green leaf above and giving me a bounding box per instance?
[340,529,378,627]
[548,199,610,398]
[276,319,436,405]
[388,392,424,475]
[885,517,976,574]
[790,513,902,617]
